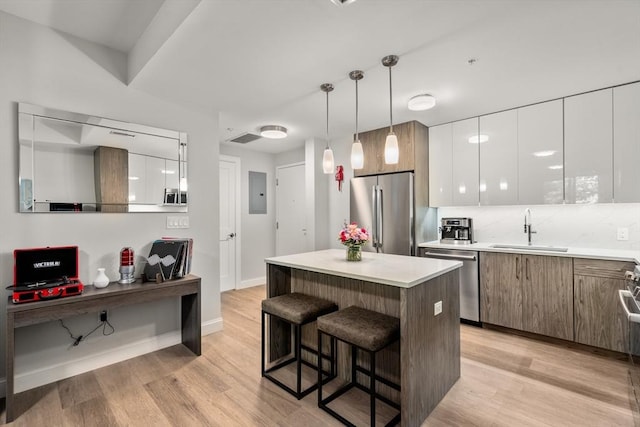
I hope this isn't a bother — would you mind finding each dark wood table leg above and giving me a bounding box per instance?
[6,312,15,423]
[181,290,201,356]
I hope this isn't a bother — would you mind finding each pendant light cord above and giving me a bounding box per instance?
[388,65,394,133]
[355,78,359,142]
[326,89,330,145]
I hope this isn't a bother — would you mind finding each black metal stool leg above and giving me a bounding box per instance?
[370,350,376,427]
[295,324,302,396]
[317,330,323,406]
[261,310,266,377]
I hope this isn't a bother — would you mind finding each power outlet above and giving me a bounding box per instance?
[434,301,443,316]
[100,310,107,322]
[617,227,629,241]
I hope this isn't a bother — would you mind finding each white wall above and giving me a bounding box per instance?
[275,147,304,166]
[327,136,353,249]
[219,144,276,287]
[0,12,220,393]
[438,204,640,250]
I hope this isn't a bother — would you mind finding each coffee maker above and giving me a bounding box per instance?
[440,218,473,244]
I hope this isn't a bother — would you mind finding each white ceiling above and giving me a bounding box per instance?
[1,0,639,154]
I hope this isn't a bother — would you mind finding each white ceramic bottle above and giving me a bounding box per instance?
[94,268,110,288]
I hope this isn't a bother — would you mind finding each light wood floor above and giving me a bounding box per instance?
[3,284,638,426]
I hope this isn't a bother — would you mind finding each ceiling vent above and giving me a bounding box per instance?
[229,132,262,144]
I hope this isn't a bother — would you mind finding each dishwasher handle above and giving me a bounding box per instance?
[618,289,640,324]
[422,252,477,262]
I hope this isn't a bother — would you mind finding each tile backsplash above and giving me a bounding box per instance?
[438,203,640,250]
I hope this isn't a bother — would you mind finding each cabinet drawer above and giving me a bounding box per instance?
[573,258,635,279]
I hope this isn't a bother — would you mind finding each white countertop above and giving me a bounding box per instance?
[265,249,462,288]
[418,241,640,264]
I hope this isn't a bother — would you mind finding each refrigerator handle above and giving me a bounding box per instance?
[377,187,383,251]
[371,185,378,248]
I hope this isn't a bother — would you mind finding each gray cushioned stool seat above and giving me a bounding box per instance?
[317,305,400,352]
[262,292,338,325]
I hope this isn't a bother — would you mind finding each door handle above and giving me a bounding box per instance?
[377,187,383,250]
[618,290,640,323]
[515,257,520,280]
[422,252,477,261]
[371,185,378,248]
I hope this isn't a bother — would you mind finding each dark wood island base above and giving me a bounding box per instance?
[265,250,461,427]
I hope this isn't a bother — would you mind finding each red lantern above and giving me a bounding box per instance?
[119,247,135,284]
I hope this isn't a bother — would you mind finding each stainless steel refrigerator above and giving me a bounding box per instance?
[350,172,422,256]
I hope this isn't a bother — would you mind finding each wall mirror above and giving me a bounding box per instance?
[18,103,188,213]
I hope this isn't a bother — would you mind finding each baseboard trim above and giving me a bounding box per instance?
[238,277,265,289]
[202,317,223,335]
[2,317,225,396]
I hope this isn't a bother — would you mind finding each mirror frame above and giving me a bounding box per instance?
[18,103,188,213]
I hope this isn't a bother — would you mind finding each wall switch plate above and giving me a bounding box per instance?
[434,301,443,316]
[167,216,190,229]
[617,227,629,241]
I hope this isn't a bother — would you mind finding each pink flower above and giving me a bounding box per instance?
[338,222,369,247]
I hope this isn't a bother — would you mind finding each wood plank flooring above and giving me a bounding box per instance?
[3,284,637,426]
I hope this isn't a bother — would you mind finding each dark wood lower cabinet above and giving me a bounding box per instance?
[480,252,573,341]
[522,255,573,340]
[574,258,635,353]
[480,252,522,330]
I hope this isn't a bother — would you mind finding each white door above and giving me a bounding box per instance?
[276,163,307,256]
[219,156,240,292]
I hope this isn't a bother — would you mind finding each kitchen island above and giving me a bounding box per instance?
[265,249,462,427]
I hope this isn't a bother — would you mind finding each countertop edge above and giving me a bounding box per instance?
[418,241,640,264]
[265,250,463,288]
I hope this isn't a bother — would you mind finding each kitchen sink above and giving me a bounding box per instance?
[490,244,569,252]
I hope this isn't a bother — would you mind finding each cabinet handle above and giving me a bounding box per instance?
[526,258,530,281]
[515,257,520,280]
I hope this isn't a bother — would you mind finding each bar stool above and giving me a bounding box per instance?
[261,292,338,399]
[317,305,401,427]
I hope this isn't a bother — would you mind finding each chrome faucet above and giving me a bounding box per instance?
[524,208,536,245]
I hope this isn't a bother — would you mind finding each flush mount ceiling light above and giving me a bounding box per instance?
[382,54,399,165]
[349,70,364,170]
[260,125,287,139]
[408,94,436,111]
[330,0,357,5]
[320,83,335,174]
[468,134,489,144]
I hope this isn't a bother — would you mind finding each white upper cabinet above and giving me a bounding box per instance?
[452,118,480,206]
[479,110,518,205]
[613,82,640,202]
[564,89,613,204]
[428,123,453,206]
[518,100,564,204]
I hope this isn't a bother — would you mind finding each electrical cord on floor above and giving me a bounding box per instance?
[59,318,115,346]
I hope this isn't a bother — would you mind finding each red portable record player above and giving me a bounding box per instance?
[11,246,84,303]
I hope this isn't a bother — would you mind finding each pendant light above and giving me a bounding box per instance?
[320,83,335,174]
[382,55,399,164]
[349,70,364,170]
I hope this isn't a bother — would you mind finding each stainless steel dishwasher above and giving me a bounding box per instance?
[420,247,480,323]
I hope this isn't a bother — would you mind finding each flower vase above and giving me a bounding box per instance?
[346,245,362,262]
[94,268,110,288]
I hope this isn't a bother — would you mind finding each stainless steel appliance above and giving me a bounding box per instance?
[420,247,480,323]
[350,172,436,256]
[440,217,473,244]
[619,265,640,423]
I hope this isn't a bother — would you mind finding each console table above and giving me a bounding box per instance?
[5,274,201,422]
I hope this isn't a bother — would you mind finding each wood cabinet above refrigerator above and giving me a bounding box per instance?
[354,120,427,177]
